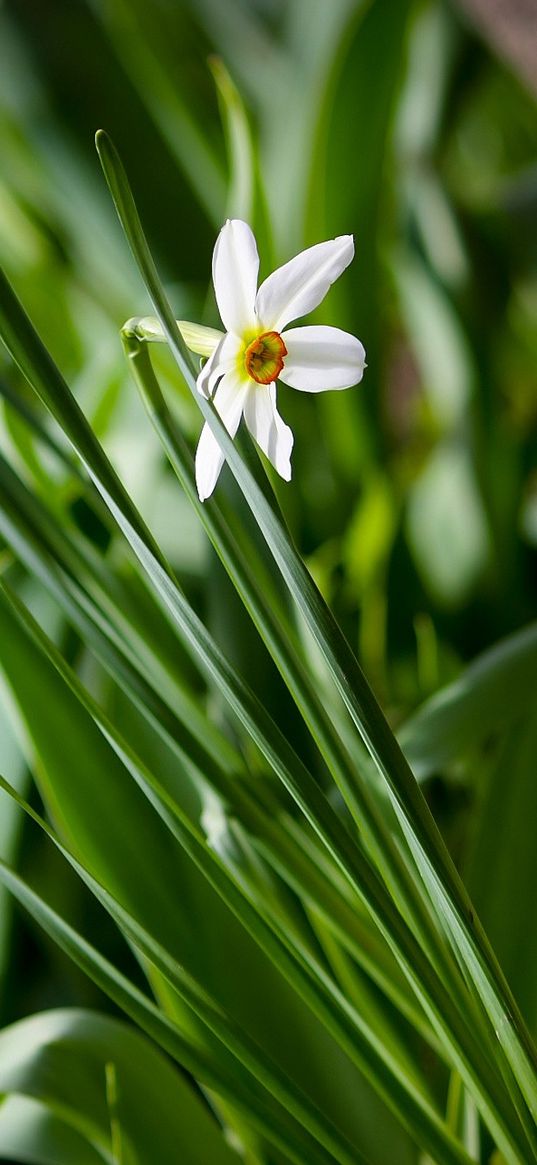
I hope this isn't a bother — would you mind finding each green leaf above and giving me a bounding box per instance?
[0,1094,107,1165]
[0,1009,239,1165]
[400,622,537,780]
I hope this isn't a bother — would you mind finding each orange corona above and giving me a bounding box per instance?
[244,331,287,384]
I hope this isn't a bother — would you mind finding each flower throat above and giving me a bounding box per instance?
[244,331,287,384]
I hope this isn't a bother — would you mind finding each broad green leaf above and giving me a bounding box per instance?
[0,1095,107,1165]
[399,622,537,780]
[0,1009,239,1165]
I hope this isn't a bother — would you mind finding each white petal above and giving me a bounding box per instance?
[243,384,293,481]
[212,219,259,335]
[196,332,242,399]
[279,325,366,392]
[195,370,249,501]
[196,340,223,399]
[255,236,354,332]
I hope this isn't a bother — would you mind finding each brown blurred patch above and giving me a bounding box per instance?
[453,0,537,97]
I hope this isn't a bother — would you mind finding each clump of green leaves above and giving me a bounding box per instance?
[0,3,536,1163]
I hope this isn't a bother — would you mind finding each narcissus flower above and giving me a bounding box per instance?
[194,219,366,501]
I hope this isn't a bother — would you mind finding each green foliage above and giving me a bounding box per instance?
[0,1,536,1163]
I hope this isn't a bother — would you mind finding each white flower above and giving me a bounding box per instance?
[194,219,366,501]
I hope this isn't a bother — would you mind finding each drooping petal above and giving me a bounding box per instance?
[243,384,293,481]
[279,325,366,392]
[196,332,242,399]
[212,219,259,336]
[195,370,250,501]
[255,236,354,332]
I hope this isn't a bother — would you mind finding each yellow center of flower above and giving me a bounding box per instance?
[244,331,287,384]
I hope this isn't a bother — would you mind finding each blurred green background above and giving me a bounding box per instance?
[0,0,536,1088]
